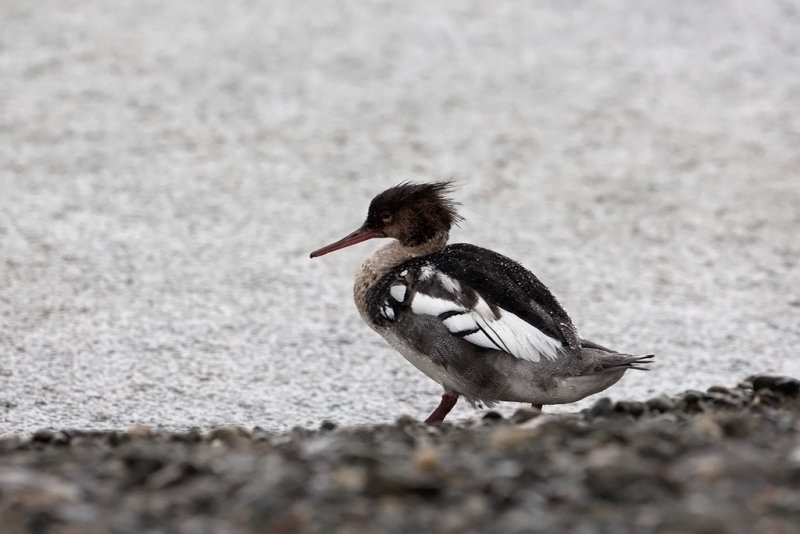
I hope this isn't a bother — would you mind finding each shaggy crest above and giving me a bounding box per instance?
[365,181,463,246]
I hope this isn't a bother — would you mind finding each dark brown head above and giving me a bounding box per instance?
[310,182,462,258]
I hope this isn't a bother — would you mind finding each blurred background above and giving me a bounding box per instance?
[1,1,798,432]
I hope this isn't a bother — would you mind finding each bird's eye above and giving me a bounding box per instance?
[380,211,393,224]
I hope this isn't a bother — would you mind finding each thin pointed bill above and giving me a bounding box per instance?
[309,227,380,258]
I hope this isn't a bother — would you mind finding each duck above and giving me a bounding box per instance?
[310,182,653,424]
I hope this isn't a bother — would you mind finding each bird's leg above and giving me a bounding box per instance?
[424,393,459,425]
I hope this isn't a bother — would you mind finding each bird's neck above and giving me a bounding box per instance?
[353,231,449,322]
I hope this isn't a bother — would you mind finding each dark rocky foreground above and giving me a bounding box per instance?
[1,376,799,534]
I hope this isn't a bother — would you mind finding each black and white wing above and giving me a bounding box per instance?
[368,243,582,363]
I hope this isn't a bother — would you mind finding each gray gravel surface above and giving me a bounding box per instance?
[1,376,799,533]
[2,1,799,432]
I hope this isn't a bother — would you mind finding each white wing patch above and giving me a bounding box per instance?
[463,331,504,351]
[410,290,563,362]
[419,265,435,281]
[442,312,477,333]
[410,293,466,317]
[436,272,461,294]
[467,297,563,362]
[390,284,407,302]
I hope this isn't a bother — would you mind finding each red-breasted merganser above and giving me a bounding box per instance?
[310,182,653,424]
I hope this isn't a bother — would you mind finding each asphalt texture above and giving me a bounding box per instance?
[1,1,799,433]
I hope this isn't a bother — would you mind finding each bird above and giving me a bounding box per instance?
[310,182,653,424]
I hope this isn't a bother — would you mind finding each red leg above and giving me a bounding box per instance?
[424,393,459,425]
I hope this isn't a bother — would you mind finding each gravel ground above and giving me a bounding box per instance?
[1,1,799,432]
[1,375,799,533]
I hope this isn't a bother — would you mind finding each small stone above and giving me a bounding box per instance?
[413,445,441,472]
[251,427,273,442]
[106,431,122,447]
[721,414,758,438]
[371,466,441,497]
[147,462,200,490]
[584,463,648,502]
[482,411,503,422]
[488,427,538,450]
[679,390,707,413]
[52,430,71,446]
[121,453,165,486]
[683,453,725,482]
[737,379,755,390]
[589,397,614,417]
[510,407,541,424]
[754,390,783,407]
[172,427,203,443]
[774,377,800,396]
[586,443,626,468]
[31,429,54,444]
[751,375,779,391]
[691,415,724,441]
[750,375,799,394]
[614,400,645,417]
[672,512,730,534]
[124,425,153,441]
[394,414,417,428]
[319,420,337,431]
[683,390,705,402]
[645,395,676,412]
[704,392,742,408]
[707,385,731,394]
[462,494,491,520]
[0,433,22,451]
[209,425,251,445]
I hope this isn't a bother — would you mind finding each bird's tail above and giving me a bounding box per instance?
[580,339,655,373]
[605,353,655,371]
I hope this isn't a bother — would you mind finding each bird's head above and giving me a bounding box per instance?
[310,181,462,258]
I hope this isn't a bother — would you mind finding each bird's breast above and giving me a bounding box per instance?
[352,238,445,324]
